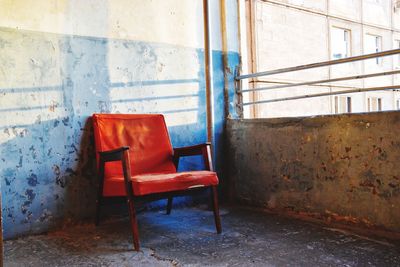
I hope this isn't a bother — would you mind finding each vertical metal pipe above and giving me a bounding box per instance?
[245,0,258,117]
[236,0,244,118]
[203,0,214,145]
[220,0,229,119]
[360,0,366,111]
[326,0,332,114]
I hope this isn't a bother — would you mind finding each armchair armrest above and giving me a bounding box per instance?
[99,146,130,162]
[173,142,211,157]
[97,146,134,199]
[173,142,213,171]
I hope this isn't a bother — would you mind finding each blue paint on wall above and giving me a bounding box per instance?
[0,28,239,239]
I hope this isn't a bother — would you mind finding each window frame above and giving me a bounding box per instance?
[334,96,352,114]
[394,39,400,68]
[365,34,382,65]
[331,27,351,60]
[367,96,383,112]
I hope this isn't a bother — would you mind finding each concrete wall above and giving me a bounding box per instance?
[0,0,240,239]
[227,111,400,232]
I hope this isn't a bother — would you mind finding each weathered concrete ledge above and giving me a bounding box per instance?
[227,111,400,232]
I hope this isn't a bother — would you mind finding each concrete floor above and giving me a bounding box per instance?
[4,206,400,266]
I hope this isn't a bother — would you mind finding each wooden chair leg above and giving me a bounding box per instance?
[95,197,102,226]
[211,186,222,234]
[166,197,173,215]
[96,159,105,226]
[127,197,140,251]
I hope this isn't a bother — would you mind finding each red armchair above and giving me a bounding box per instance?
[92,114,221,251]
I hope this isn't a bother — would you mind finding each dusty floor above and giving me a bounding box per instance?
[4,206,400,266]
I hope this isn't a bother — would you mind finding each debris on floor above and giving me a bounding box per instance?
[5,206,400,266]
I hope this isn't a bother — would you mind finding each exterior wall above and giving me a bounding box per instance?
[243,0,400,118]
[283,0,327,12]
[0,0,240,239]
[252,1,331,118]
[227,112,400,232]
[329,0,361,20]
[363,0,392,28]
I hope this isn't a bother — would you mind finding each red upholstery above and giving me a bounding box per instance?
[103,171,218,196]
[92,114,219,197]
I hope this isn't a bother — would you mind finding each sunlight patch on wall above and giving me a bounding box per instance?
[107,0,203,48]
[109,82,200,127]
[106,35,203,128]
[109,82,200,101]
[0,0,68,34]
[163,110,199,127]
[0,88,65,143]
[0,28,65,144]
[0,30,61,89]
[0,0,204,49]
[107,40,201,85]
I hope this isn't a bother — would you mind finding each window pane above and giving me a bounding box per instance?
[332,28,349,59]
[334,96,351,114]
[367,97,382,112]
[347,97,352,113]
[365,34,381,64]
[395,40,400,67]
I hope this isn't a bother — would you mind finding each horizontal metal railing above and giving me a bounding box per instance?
[236,48,400,80]
[244,85,400,106]
[239,70,400,93]
[235,48,400,109]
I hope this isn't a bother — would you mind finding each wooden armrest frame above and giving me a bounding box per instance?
[99,146,130,161]
[97,145,139,249]
[97,146,134,201]
[173,142,213,171]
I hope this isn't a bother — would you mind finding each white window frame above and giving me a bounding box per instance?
[331,27,351,60]
[367,97,383,112]
[334,96,352,114]
[365,34,382,65]
[394,40,400,68]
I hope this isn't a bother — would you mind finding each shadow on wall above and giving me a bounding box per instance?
[0,26,231,239]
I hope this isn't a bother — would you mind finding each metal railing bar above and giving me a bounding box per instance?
[242,85,400,106]
[239,70,400,93]
[236,48,400,80]
[249,80,363,90]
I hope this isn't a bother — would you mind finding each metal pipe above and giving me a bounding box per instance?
[236,48,400,80]
[250,80,361,90]
[239,70,400,93]
[203,0,214,144]
[220,0,229,118]
[242,85,400,106]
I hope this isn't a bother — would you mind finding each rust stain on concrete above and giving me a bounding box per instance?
[227,111,400,232]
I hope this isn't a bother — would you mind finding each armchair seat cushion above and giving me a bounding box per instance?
[103,171,219,196]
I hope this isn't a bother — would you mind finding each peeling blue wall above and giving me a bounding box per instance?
[0,27,239,239]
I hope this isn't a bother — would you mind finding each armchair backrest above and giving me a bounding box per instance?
[92,114,176,178]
